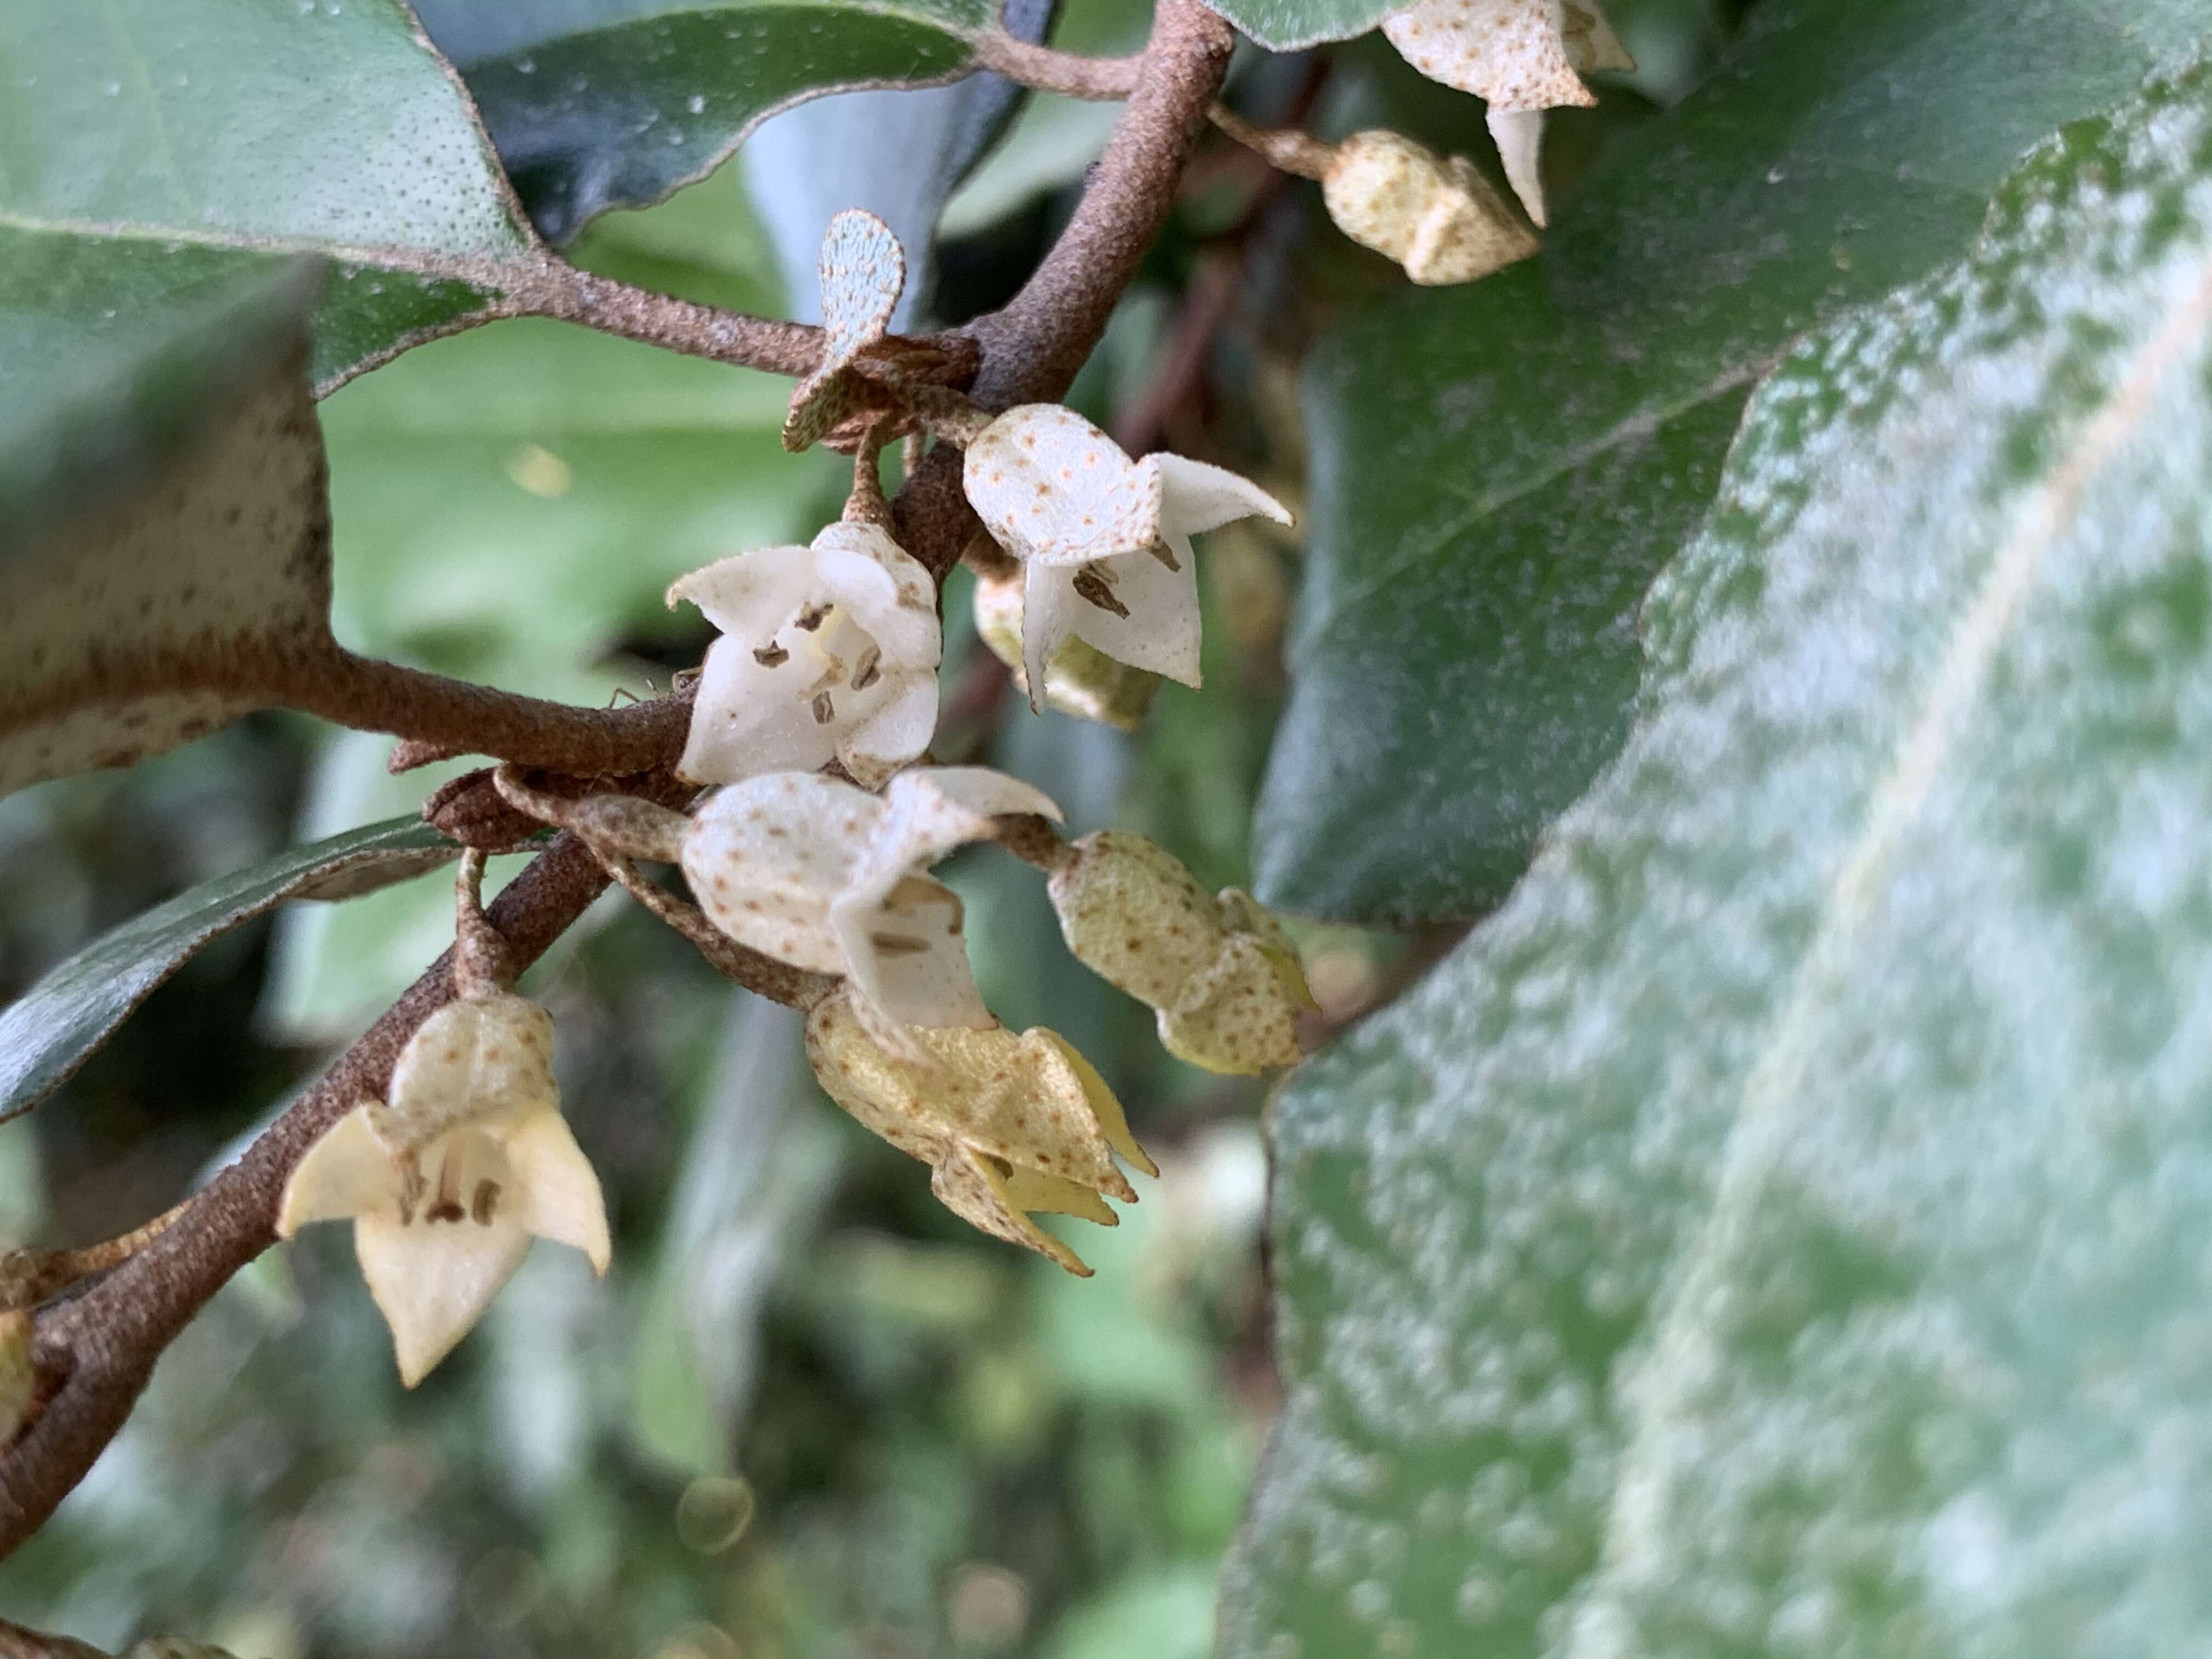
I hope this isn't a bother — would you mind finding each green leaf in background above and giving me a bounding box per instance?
[0,0,534,390]
[1228,55,2212,1659]
[1196,0,1398,54]
[0,255,337,799]
[0,815,455,1124]
[1255,0,2211,923]
[414,0,998,243]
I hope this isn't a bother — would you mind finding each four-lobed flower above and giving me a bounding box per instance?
[681,765,1060,1041]
[1048,831,1316,1074]
[278,991,610,1386]
[1380,0,1632,225]
[668,520,940,790]
[804,986,1155,1276]
[961,404,1291,705]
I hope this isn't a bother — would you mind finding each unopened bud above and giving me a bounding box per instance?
[973,571,1160,731]
[1322,131,1537,286]
[1048,832,1316,1074]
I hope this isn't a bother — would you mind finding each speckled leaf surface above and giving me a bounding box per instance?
[0,0,533,388]
[1227,58,2212,1659]
[0,815,458,1125]
[0,257,336,801]
[414,0,997,242]
[1255,0,2211,923]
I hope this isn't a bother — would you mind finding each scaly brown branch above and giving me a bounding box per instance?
[895,0,1236,580]
[0,0,1237,1558]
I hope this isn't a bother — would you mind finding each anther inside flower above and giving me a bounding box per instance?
[668,521,940,789]
[1048,831,1317,1074]
[682,766,1060,1039]
[277,992,610,1386]
[804,986,1156,1275]
[1379,0,1632,224]
[960,404,1291,705]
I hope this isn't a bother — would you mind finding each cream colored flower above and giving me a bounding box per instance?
[668,521,940,790]
[278,993,610,1386]
[1322,130,1539,284]
[1380,0,1633,224]
[972,567,1161,730]
[805,987,1155,1274]
[1048,832,1316,1074]
[961,405,1290,704]
[682,766,1059,1037]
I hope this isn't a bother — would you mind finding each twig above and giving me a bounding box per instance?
[284,648,695,778]
[969,33,1142,100]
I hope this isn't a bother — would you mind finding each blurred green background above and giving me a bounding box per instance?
[0,2,1721,1649]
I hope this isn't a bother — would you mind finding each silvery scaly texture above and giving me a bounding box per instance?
[667,521,940,790]
[681,767,1060,1041]
[804,986,1156,1275]
[1322,130,1539,285]
[1380,0,1632,224]
[961,405,1290,703]
[278,993,609,1386]
[1048,831,1315,1074]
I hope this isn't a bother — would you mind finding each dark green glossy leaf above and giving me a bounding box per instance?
[1198,0,1398,53]
[0,816,459,1123]
[0,0,531,388]
[1229,57,2212,1658]
[1256,0,2211,922]
[416,0,998,242]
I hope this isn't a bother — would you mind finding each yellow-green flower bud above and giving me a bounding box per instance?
[804,989,1156,1276]
[1048,832,1316,1074]
[973,569,1161,731]
[1321,130,1538,286]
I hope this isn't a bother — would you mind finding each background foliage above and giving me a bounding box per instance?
[7,1,2212,1656]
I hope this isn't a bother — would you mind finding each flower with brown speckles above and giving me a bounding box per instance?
[682,766,1060,1040]
[961,405,1290,704]
[804,986,1155,1275]
[278,993,609,1386]
[668,521,940,790]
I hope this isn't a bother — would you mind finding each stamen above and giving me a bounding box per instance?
[811,692,836,725]
[753,641,789,668]
[471,1180,501,1225]
[850,645,882,691]
[1148,538,1181,571]
[1073,566,1131,618]
[425,1147,465,1224]
[793,602,831,632]
[870,933,931,956]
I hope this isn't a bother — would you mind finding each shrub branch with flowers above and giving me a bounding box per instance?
[9,0,2212,1652]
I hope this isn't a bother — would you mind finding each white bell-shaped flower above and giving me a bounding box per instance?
[1380,0,1633,224]
[961,405,1290,706]
[682,766,1060,1036]
[669,521,940,789]
[278,992,610,1386]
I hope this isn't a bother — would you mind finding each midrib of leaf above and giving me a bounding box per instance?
[1580,242,2212,1607]
[0,210,534,290]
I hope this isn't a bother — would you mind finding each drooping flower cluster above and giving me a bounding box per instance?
[289,217,1323,1375]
